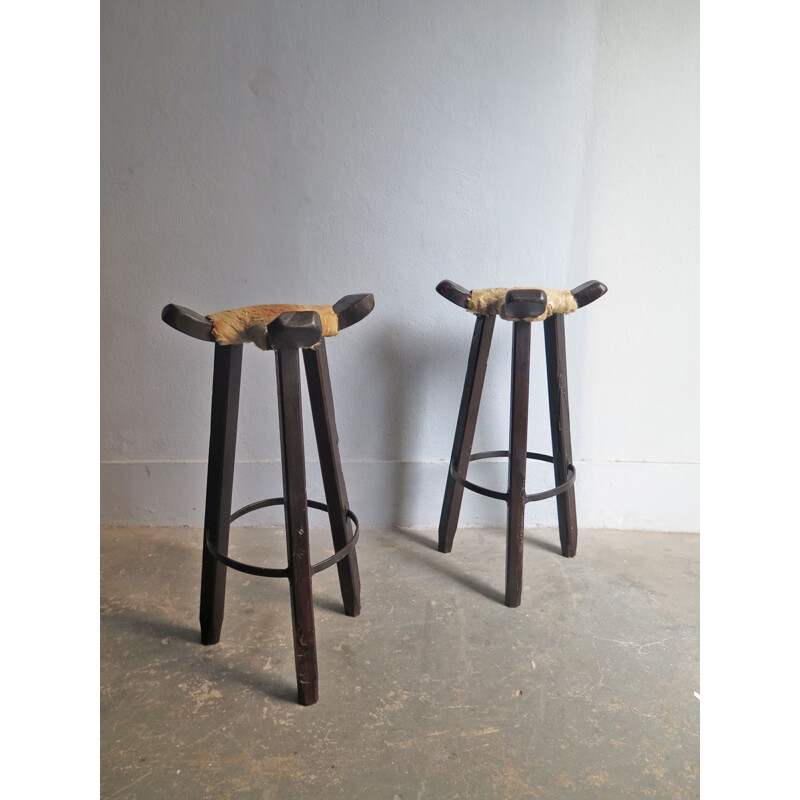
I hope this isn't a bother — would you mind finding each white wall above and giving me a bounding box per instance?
[101,0,699,531]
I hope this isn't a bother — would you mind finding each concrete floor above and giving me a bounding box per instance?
[101,526,699,799]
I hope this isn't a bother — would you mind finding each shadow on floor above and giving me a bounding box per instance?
[102,608,200,644]
[386,526,567,603]
[388,528,506,605]
[524,529,563,556]
[102,604,298,705]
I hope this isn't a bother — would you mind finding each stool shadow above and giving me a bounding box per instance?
[212,662,297,705]
[393,523,565,558]
[524,529,563,556]
[101,610,200,644]
[313,595,348,615]
[376,322,507,530]
[390,528,505,605]
[102,606,297,704]
[387,527,567,603]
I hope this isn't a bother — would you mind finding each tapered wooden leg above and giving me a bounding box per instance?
[544,315,578,558]
[200,344,243,645]
[275,347,319,706]
[506,321,530,608]
[438,314,496,553]
[303,341,361,617]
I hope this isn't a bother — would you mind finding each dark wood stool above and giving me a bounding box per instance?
[161,293,374,705]
[435,279,607,608]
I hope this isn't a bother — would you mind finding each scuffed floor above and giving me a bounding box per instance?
[101,526,699,799]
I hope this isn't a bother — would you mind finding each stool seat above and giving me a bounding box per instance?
[209,304,338,349]
[161,293,374,350]
[467,287,577,321]
[436,279,607,322]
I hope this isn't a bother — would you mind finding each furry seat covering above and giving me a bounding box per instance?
[466,287,578,322]
[208,304,338,350]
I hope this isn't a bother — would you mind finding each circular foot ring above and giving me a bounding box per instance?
[449,450,576,503]
[203,498,360,578]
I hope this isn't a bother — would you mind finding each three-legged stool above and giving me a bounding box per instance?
[161,293,374,705]
[435,279,607,608]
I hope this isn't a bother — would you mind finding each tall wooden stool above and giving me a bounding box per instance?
[161,293,374,705]
[436,279,607,608]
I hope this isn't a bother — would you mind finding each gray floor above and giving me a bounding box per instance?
[101,526,699,799]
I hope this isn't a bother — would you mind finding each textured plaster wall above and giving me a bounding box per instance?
[101,0,699,531]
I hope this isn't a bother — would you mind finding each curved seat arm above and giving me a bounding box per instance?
[332,293,375,330]
[570,280,608,308]
[435,279,471,308]
[161,303,215,341]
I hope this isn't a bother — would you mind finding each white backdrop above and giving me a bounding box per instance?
[101,0,698,531]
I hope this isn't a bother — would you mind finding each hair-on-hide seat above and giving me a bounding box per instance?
[208,304,339,349]
[436,279,607,322]
[466,287,577,321]
[161,294,374,350]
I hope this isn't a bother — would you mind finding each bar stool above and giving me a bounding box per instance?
[435,279,607,608]
[161,293,374,705]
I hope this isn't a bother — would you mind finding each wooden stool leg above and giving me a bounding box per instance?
[275,347,319,706]
[438,314,496,553]
[506,321,531,608]
[303,340,361,617]
[199,343,243,645]
[544,315,578,557]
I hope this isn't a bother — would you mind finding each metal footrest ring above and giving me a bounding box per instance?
[449,450,576,504]
[203,497,360,579]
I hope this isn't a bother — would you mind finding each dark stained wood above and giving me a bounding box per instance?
[199,343,243,645]
[571,280,608,308]
[303,340,361,617]
[275,347,319,706]
[436,279,471,308]
[504,289,547,320]
[544,314,578,558]
[505,320,531,608]
[161,303,215,341]
[438,314,496,553]
[267,311,323,351]
[332,293,375,330]
[434,278,602,606]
